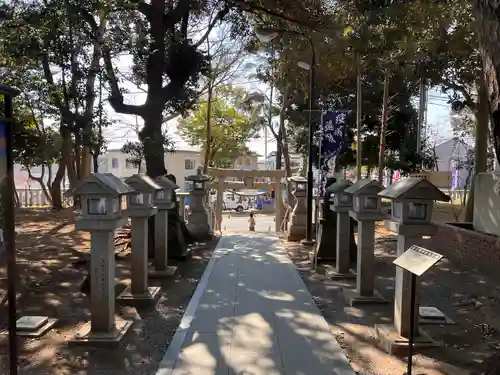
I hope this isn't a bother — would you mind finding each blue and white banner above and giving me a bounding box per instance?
[319,110,349,195]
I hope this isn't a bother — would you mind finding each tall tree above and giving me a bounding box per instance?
[0,0,111,188]
[178,87,261,168]
[99,1,236,177]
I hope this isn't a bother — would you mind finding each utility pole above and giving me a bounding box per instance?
[378,68,390,184]
[417,80,427,157]
[356,52,363,180]
[266,85,272,170]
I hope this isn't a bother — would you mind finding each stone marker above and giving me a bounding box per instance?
[342,179,388,305]
[150,175,179,278]
[185,167,211,237]
[285,176,307,241]
[375,177,451,354]
[118,174,163,304]
[64,173,135,347]
[0,315,57,338]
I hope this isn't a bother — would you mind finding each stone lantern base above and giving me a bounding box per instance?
[68,319,134,349]
[117,286,162,306]
[374,324,438,355]
[285,212,306,241]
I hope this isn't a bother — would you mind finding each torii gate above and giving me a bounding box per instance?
[208,168,286,232]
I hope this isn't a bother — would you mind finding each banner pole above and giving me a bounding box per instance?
[313,110,325,273]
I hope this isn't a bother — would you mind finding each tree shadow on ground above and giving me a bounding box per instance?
[154,233,356,375]
[287,224,499,375]
[0,207,219,375]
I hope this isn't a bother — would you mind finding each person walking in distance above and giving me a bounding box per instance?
[249,212,256,232]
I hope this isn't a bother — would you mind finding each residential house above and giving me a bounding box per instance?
[266,151,303,171]
[98,148,203,191]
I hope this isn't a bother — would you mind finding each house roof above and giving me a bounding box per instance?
[378,177,450,202]
[64,173,135,197]
[344,179,384,195]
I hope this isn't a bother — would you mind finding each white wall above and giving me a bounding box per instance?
[98,149,203,191]
[434,139,472,188]
[473,172,500,234]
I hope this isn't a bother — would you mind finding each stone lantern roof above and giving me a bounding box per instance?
[378,177,450,202]
[344,179,384,196]
[186,167,210,183]
[326,179,352,194]
[125,174,162,193]
[156,175,180,190]
[64,173,134,197]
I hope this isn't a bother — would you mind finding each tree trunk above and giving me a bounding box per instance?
[50,131,71,210]
[203,81,214,174]
[14,187,20,208]
[26,165,52,205]
[465,73,489,221]
[81,138,92,178]
[140,109,166,178]
[276,127,283,170]
[49,183,63,210]
[472,1,500,167]
[378,68,390,184]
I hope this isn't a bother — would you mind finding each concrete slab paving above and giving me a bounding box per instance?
[156,233,355,375]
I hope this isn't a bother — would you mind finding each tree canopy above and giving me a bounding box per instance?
[178,86,261,168]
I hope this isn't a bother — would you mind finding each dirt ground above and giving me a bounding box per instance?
[285,203,499,375]
[0,208,218,375]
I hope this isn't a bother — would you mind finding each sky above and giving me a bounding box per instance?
[102,55,453,162]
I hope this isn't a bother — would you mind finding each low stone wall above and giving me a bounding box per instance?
[428,222,499,276]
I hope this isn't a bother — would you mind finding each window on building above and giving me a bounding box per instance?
[111,158,119,169]
[185,159,195,170]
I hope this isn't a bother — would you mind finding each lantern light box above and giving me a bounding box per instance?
[344,179,385,221]
[64,173,135,231]
[288,175,308,193]
[378,177,450,226]
[154,175,179,209]
[326,179,353,212]
[186,167,210,192]
[125,174,164,212]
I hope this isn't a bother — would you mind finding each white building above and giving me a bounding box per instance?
[97,148,203,191]
[266,151,303,171]
[433,138,473,188]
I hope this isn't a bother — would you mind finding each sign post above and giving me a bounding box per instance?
[0,84,20,375]
[393,245,443,375]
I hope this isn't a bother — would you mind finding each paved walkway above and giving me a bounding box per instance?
[155,232,355,375]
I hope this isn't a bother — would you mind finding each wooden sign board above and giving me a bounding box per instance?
[393,245,443,276]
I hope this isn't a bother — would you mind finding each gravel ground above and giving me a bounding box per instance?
[285,224,500,375]
[0,208,219,375]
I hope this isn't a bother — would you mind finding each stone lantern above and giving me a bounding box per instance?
[375,178,450,353]
[285,175,307,241]
[343,179,387,306]
[118,174,162,305]
[64,173,135,347]
[151,175,179,277]
[185,167,211,237]
[328,179,357,279]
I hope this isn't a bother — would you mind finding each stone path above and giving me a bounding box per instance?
[155,232,355,375]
